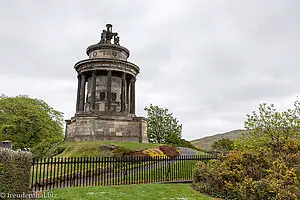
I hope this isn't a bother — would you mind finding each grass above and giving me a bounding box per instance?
[56,141,162,157]
[31,156,198,186]
[31,142,208,188]
[116,158,199,184]
[44,184,217,200]
[31,141,162,184]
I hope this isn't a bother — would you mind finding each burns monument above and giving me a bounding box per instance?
[65,24,148,143]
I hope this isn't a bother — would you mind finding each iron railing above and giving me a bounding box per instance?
[31,155,217,191]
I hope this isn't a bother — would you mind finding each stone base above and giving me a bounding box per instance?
[65,116,148,143]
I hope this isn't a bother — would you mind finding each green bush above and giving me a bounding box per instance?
[193,140,300,200]
[0,148,33,199]
[168,138,200,150]
[31,140,68,158]
[211,138,234,153]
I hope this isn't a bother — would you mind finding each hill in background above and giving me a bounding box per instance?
[191,129,246,151]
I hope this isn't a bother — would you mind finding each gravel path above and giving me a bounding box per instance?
[177,147,199,155]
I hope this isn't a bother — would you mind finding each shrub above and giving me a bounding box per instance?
[112,146,136,157]
[122,146,180,159]
[168,138,199,150]
[0,148,33,199]
[142,148,167,158]
[212,138,234,153]
[159,146,180,158]
[31,140,67,158]
[193,140,300,200]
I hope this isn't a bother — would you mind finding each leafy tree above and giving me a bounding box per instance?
[236,99,300,150]
[171,138,200,150]
[212,138,234,152]
[0,95,64,152]
[144,104,182,144]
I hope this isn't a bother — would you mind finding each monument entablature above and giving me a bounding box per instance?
[86,43,130,59]
[74,58,140,76]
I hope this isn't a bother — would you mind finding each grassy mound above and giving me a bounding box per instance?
[44,141,162,158]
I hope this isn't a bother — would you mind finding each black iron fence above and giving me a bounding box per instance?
[31,155,217,191]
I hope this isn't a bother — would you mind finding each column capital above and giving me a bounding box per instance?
[130,76,136,83]
[79,72,86,80]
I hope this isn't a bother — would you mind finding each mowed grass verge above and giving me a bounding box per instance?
[45,184,217,200]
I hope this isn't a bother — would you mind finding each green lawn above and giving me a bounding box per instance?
[115,158,199,184]
[45,184,217,200]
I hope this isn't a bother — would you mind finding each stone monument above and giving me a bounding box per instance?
[65,24,148,143]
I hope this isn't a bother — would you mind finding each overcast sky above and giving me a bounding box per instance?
[1,0,300,140]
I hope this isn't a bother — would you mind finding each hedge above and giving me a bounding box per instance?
[0,148,33,199]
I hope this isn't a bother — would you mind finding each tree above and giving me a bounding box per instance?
[0,95,64,150]
[144,104,182,144]
[212,138,234,152]
[237,98,300,150]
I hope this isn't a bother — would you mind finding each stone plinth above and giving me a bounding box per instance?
[65,116,148,143]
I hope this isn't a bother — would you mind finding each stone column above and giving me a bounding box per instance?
[130,77,136,114]
[79,73,86,112]
[90,70,96,111]
[106,70,112,111]
[76,74,81,113]
[127,80,131,113]
[121,72,126,112]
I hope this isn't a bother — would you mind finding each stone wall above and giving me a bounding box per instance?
[66,116,148,143]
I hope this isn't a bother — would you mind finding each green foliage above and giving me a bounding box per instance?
[32,141,68,158]
[212,138,234,152]
[193,99,300,199]
[169,137,199,150]
[193,140,300,200]
[144,104,182,144]
[237,99,300,150]
[0,148,33,197]
[0,95,64,155]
